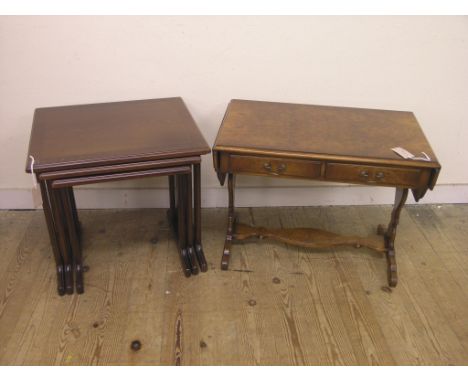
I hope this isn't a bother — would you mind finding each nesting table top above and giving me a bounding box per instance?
[26,97,210,173]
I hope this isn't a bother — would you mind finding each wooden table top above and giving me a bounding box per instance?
[214,99,440,168]
[26,97,210,173]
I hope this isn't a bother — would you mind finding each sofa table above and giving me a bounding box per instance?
[26,97,210,295]
[213,99,441,287]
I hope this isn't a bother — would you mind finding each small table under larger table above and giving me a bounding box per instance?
[213,99,441,287]
[26,97,210,295]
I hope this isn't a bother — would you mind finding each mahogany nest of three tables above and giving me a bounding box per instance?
[26,97,210,295]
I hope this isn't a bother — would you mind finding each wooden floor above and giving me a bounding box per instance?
[0,205,468,365]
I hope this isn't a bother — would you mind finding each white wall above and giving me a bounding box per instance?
[1,16,467,208]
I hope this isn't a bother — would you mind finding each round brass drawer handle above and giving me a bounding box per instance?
[263,162,272,171]
[375,171,385,180]
[360,170,369,178]
[277,163,287,173]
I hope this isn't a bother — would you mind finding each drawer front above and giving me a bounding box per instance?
[326,163,422,187]
[229,155,321,179]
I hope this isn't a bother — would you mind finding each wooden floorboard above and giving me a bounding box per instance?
[0,205,467,365]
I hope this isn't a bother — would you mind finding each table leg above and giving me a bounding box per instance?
[39,180,65,296]
[377,187,409,287]
[185,172,199,275]
[177,174,192,277]
[67,187,81,240]
[167,175,177,230]
[193,163,207,272]
[221,173,236,270]
[61,188,84,294]
[48,182,74,294]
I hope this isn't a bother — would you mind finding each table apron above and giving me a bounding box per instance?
[51,165,191,188]
[217,152,432,189]
[38,156,200,181]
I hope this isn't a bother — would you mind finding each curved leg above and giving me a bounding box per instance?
[40,181,65,296]
[221,173,236,270]
[193,162,207,272]
[380,188,408,287]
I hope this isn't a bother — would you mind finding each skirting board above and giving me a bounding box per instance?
[1,184,468,210]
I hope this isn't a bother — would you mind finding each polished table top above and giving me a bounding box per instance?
[214,99,440,169]
[26,97,210,173]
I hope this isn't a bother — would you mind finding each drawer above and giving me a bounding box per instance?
[326,163,422,187]
[229,154,321,179]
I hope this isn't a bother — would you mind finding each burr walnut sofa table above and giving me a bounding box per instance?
[213,99,441,287]
[26,97,210,295]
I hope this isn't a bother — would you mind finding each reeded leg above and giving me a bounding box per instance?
[62,188,84,294]
[40,181,65,296]
[185,172,198,275]
[177,174,191,277]
[194,162,207,272]
[221,173,236,270]
[378,188,409,287]
[49,183,74,294]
